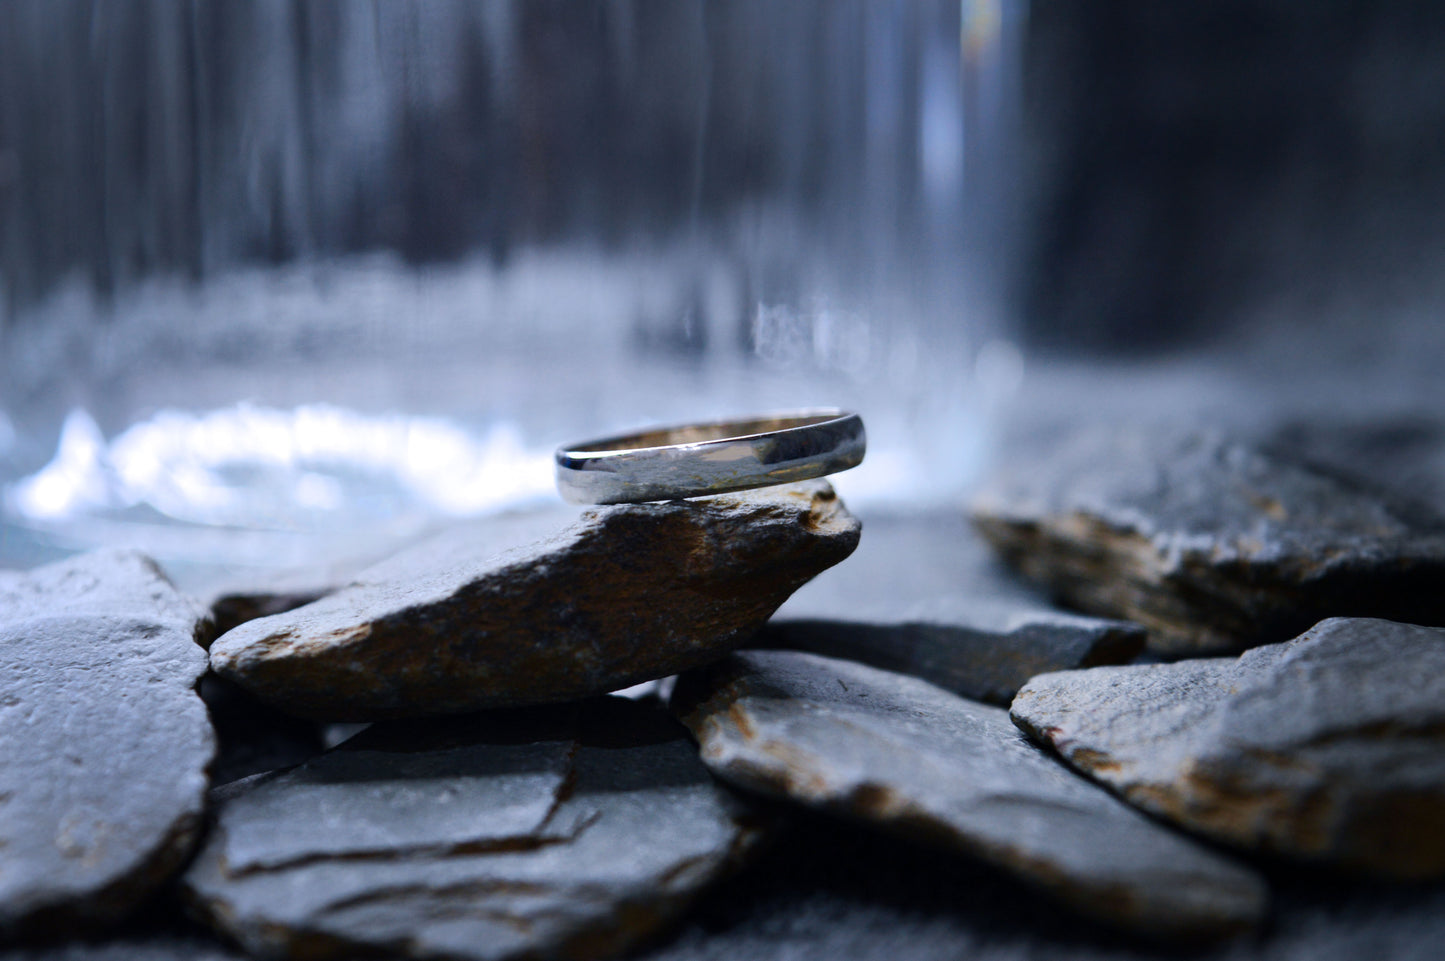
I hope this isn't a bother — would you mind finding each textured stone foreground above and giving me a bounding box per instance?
[972,427,1445,654]
[0,551,214,937]
[761,514,1144,705]
[0,547,209,638]
[1012,617,1445,878]
[210,481,859,720]
[184,698,770,961]
[673,651,1267,940]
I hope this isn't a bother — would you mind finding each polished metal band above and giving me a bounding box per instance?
[555,409,866,505]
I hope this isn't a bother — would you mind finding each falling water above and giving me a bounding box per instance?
[0,0,1026,580]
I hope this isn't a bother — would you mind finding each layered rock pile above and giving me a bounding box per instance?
[2,483,852,959]
[4,432,1445,960]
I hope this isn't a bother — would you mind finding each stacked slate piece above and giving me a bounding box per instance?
[968,426,1445,885]
[5,425,1445,961]
[669,424,1445,952]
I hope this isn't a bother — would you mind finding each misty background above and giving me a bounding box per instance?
[1,0,1442,581]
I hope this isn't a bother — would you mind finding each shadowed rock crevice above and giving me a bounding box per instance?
[758,514,1145,703]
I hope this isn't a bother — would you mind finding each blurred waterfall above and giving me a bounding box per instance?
[0,0,1026,579]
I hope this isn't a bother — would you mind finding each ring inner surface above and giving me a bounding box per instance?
[577,412,841,453]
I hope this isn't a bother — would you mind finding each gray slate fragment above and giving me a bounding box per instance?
[183,698,770,961]
[971,427,1445,654]
[672,650,1267,941]
[761,514,1144,704]
[199,508,580,639]
[0,549,209,642]
[0,552,214,938]
[1011,617,1445,879]
[210,481,859,720]
[639,815,1445,961]
[1263,416,1445,523]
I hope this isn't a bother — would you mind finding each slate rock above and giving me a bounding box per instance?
[639,814,1445,961]
[197,512,570,638]
[671,650,1267,940]
[1011,617,1445,879]
[760,514,1144,704]
[195,507,613,641]
[210,481,859,720]
[183,697,771,961]
[0,549,209,642]
[971,427,1445,654]
[1264,415,1445,523]
[0,552,214,938]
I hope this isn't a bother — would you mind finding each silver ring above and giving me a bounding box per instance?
[555,409,866,505]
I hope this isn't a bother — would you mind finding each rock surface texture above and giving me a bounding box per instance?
[971,427,1445,654]
[762,515,1144,704]
[207,586,332,642]
[1264,416,1445,522]
[0,551,214,937]
[184,698,769,961]
[672,650,1266,940]
[638,815,1445,961]
[0,548,209,638]
[198,509,582,639]
[209,481,858,720]
[1012,617,1445,879]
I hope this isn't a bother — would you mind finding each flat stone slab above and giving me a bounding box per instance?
[0,551,214,937]
[183,698,770,961]
[1012,617,1445,879]
[672,650,1266,941]
[761,514,1144,704]
[971,427,1445,654]
[210,481,858,720]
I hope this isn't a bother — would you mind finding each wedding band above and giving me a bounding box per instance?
[555,409,866,504]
